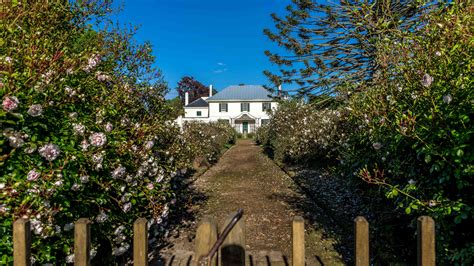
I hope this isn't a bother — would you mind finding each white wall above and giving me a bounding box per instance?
[208,101,277,121]
[184,107,208,118]
[179,101,278,132]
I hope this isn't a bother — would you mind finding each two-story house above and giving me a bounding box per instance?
[175,85,279,133]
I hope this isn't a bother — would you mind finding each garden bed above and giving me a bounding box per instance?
[281,164,417,264]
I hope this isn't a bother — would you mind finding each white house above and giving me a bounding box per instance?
[176,85,279,133]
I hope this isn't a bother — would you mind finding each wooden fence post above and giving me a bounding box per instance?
[354,216,369,266]
[292,216,305,266]
[417,216,435,266]
[133,218,148,266]
[74,218,91,266]
[13,219,31,266]
[221,214,245,266]
[194,217,218,266]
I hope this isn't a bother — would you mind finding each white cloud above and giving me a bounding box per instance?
[213,68,228,74]
[217,62,226,66]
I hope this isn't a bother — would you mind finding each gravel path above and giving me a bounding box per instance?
[160,139,345,265]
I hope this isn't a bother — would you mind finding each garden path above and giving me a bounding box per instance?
[159,139,345,265]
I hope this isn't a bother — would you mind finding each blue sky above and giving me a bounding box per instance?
[111,0,291,98]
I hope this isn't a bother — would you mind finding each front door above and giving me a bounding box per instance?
[242,122,248,133]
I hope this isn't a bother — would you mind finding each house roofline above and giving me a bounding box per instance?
[207,99,274,102]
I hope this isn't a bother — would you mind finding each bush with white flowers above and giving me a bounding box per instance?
[256,100,350,164]
[181,121,237,165]
[0,2,190,264]
[259,3,472,263]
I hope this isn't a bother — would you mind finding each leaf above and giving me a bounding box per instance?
[405,206,411,214]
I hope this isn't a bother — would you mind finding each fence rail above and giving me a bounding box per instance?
[12,215,435,266]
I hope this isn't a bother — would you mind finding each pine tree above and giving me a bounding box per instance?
[264,0,429,96]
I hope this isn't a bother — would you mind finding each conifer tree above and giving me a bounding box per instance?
[264,0,428,96]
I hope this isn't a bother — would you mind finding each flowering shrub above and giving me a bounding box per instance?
[257,100,350,164]
[181,121,236,166]
[260,3,472,263]
[343,4,473,262]
[0,2,187,264]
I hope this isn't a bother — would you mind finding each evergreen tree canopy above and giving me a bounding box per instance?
[264,0,433,96]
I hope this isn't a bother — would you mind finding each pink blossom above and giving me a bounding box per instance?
[2,96,19,112]
[104,122,113,132]
[39,143,60,161]
[80,139,90,151]
[146,183,154,190]
[27,169,41,181]
[89,132,107,147]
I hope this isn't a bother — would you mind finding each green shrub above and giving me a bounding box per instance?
[343,3,473,262]
[181,121,236,165]
[259,100,350,164]
[260,3,473,263]
[0,2,186,264]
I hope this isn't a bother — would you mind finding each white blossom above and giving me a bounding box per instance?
[372,142,383,150]
[421,73,434,88]
[27,104,43,116]
[89,132,107,147]
[122,202,131,213]
[39,143,61,161]
[111,165,126,179]
[80,140,89,151]
[71,183,81,191]
[66,254,75,263]
[64,86,76,97]
[63,223,74,232]
[96,211,108,223]
[443,94,452,104]
[144,140,154,150]
[73,123,86,135]
[104,122,113,132]
[80,175,89,183]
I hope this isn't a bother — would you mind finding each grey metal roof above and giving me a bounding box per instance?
[185,98,209,108]
[207,85,274,101]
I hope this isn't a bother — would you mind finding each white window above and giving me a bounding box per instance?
[262,102,271,111]
[241,103,250,112]
[219,103,228,112]
[197,111,202,117]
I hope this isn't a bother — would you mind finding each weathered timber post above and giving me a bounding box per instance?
[292,216,305,266]
[417,216,435,266]
[194,217,218,266]
[74,218,91,266]
[133,218,148,266]
[221,214,245,266]
[354,216,369,266]
[13,219,31,266]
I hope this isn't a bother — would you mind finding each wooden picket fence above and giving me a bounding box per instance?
[12,215,436,266]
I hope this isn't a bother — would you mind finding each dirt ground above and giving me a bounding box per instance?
[160,139,345,265]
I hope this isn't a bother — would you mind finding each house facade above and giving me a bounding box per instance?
[175,85,279,133]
